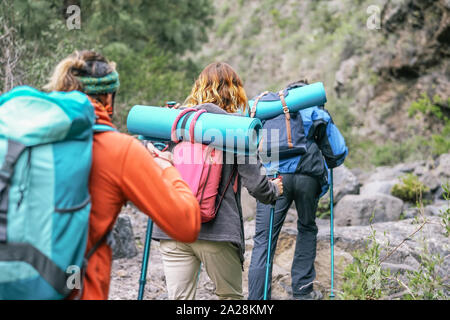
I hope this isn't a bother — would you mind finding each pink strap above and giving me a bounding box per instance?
[171,108,197,143]
[189,109,207,144]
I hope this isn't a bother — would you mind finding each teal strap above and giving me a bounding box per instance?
[93,124,118,133]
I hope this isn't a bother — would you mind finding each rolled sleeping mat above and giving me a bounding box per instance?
[127,106,263,155]
[247,82,327,120]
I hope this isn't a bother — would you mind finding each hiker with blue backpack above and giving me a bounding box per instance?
[0,50,202,300]
[247,79,348,300]
[152,62,284,300]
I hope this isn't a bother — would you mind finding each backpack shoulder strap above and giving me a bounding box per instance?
[278,90,293,149]
[72,229,114,300]
[214,165,238,216]
[0,139,27,243]
[93,123,118,133]
[171,108,197,143]
[188,109,207,144]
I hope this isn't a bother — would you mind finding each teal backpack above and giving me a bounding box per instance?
[0,86,96,300]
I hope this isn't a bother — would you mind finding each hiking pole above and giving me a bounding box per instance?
[329,168,335,299]
[264,172,278,300]
[138,218,153,300]
[137,142,167,300]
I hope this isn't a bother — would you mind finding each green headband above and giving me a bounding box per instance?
[77,70,120,95]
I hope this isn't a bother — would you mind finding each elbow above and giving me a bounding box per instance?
[249,186,278,205]
[176,200,201,243]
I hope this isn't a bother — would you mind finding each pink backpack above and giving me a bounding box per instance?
[171,108,235,223]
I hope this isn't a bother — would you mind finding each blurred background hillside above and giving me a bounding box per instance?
[1,0,449,170]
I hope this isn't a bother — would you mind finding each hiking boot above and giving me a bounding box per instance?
[293,290,323,300]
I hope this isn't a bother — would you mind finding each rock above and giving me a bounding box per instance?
[404,207,419,219]
[109,201,449,300]
[419,173,442,193]
[241,187,257,221]
[318,216,450,275]
[434,153,450,178]
[334,57,359,96]
[333,165,361,202]
[444,0,450,9]
[318,166,360,219]
[413,162,431,177]
[334,193,404,226]
[320,165,360,211]
[425,204,449,217]
[360,180,398,196]
[435,187,448,201]
[111,215,138,260]
[285,207,298,223]
[381,262,418,274]
[366,161,425,184]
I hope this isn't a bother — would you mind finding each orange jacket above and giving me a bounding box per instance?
[81,99,201,300]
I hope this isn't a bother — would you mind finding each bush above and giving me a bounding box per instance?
[408,93,447,120]
[391,174,429,203]
[409,93,450,156]
[431,122,450,156]
[339,222,391,300]
[403,240,447,300]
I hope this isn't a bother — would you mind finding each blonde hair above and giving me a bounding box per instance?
[44,50,116,92]
[184,62,248,113]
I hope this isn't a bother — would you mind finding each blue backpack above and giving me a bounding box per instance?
[251,83,348,197]
[250,83,309,159]
[0,86,97,300]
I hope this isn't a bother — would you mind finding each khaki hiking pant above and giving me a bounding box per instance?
[159,239,243,300]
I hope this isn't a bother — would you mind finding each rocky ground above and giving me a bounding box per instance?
[109,153,449,300]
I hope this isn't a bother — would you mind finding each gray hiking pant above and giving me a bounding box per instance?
[248,173,320,300]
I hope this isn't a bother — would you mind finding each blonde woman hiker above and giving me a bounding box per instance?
[152,62,283,300]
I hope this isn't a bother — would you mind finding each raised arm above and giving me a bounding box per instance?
[120,138,201,242]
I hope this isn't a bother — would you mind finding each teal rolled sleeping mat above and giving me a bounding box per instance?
[247,82,327,119]
[127,106,263,155]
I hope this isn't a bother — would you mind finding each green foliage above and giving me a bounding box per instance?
[340,194,450,300]
[103,41,197,131]
[310,2,341,34]
[6,0,213,130]
[339,220,391,300]
[391,174,429,203]
[402,241,447,300]
[371,135,430,167]
[408,93,446,120]
[217,16,238,38]
[430,122,450,156]
[81,0,213,54]
[409,93,450,156]
[243,15,263,38]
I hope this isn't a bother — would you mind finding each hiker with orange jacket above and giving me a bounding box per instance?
[44,50,201,300]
